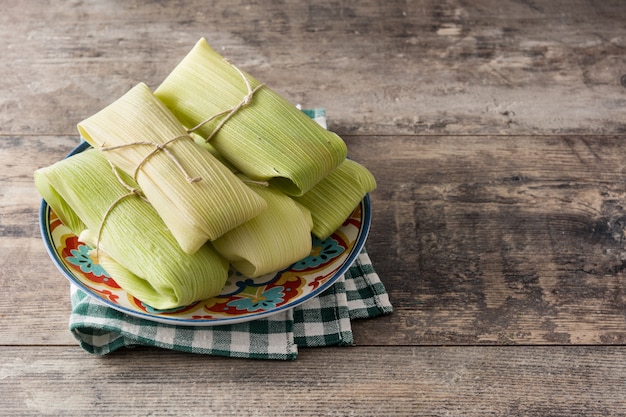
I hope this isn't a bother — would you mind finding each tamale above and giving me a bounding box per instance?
[34,148,229,310]
[77,82,267,254]
[212,182,313,278]
[293,159,377,240]
[154,38,347,197]
[190,132,238,172]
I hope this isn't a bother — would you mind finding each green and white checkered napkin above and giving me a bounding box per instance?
[67,109,392,359]
[69,248,392,360]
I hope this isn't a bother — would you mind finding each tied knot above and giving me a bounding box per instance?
[187,60,265,141]
[243,89,255,106]
[128,187,143,197]
[101,135,202,184]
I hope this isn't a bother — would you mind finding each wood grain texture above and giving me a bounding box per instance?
[0,136,79,345]
[3,134,626,346]
[3,1,626,415]
[1,0,625,136]
[348,135,626,344]
[2,346,626,416]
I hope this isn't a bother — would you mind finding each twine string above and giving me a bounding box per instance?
[93,162,148,261]
[100,134,202,184]
[187,60,265,141]
[92,61,264,261]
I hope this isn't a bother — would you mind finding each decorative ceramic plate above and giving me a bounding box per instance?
[40,142,371,326]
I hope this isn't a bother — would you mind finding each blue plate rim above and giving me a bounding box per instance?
[39,141,372,326]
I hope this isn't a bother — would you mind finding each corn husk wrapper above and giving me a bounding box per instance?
[77,83,267,254]
[293,159,377,240]
[212,182,314,278]
[34,148,229,310]
[154,38,347,197]
[190,132,238,172]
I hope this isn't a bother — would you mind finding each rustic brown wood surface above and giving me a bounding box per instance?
[2,0,626,415]
[3,346,626,416]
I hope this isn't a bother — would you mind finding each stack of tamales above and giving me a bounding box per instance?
[35,38,376,309]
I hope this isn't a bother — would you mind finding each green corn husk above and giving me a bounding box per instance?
[35,148,230,310]
[154,38,347,197]
[212,182,313,278]
[77,82,267,254]
[190,132,238,172]
[293,159,377,240]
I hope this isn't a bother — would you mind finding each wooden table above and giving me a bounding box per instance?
[2,1,626,415]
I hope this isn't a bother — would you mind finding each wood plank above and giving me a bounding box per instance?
[5,2,626,414]
[0,136,81,345]
[3,134,626,346]
[2,346,626,416]
[1,0,624,136]
[351,134,626,345]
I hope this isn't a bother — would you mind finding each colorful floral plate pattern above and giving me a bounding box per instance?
[39,142,371,326]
